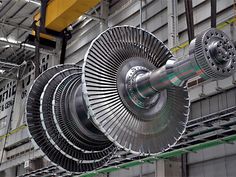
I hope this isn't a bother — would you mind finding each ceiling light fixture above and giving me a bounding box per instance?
[0,69,5,74]
[25,0,41,6]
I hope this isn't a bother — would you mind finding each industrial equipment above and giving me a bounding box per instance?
[26,26,236,172]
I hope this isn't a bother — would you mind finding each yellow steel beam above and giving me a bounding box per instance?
[35,0,100,32]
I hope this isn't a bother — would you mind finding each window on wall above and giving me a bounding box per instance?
[0,116,7,130]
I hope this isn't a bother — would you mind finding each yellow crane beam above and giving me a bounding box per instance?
[34,0,100,38]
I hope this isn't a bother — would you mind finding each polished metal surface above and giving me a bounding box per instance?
[26,64,116,172]
[192,28,236,79]
[134,29,236,96]
[26,26,236,172]
[82,26,236,155]
[82,26,189,155]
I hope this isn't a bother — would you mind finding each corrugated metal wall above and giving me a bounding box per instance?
[65,0,236,63]
[188,143,236,177]
[190,88,236,120]
[189,87,236,177]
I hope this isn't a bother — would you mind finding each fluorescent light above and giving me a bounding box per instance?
[0,37,19,44]
[0,37,7,41]
[0,37,36,49]
[0,45,10,49]
[22,43,35,49]
[0,70,5,74]
[78,15,85,21]
[24,0,41,6]
[7,38,18,44]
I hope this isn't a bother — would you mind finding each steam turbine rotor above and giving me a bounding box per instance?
[26,26,236,172]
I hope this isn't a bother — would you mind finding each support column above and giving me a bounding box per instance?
[167,0,178,48]
[139,0,143,28]
[100,0,109,32]
[51,37,62,65]
[184,0,194,43]
[156,158,182,177]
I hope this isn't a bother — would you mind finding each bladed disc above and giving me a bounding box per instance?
[82,26,189,155]
[27,64,116,172]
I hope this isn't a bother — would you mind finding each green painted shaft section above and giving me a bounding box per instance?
[77,134,236,177]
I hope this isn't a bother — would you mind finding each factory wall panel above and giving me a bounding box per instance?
[190,87,236,120]
[189,154,236,177]
[188,87,236,177]
[188,143,236,165]
[109,163,155,177]
[66,20,101,64]
[0,54,54,172]
[66,0,236,64]
[66,0,169,63]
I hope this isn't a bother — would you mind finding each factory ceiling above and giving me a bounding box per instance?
[0,0,40,64]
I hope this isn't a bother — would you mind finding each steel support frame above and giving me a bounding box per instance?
[211,0,217,28]
[32,0,49,77]
[33,0,71,71]
[39,0,48,32]
[100,0,109,32]
[0,37,54,55]
[59,30,71,64]
[139,0,143,28]
[33,21,41,77]
[0,61,27,80]
[0,21,31,32]
[184,0,194,43]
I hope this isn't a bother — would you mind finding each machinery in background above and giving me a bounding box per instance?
[26,26,236,173]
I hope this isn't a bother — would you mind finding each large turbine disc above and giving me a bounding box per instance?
[82,26,189,155]
[26,64,116,172]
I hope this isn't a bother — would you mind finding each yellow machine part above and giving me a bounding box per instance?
[34,0,100,32]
